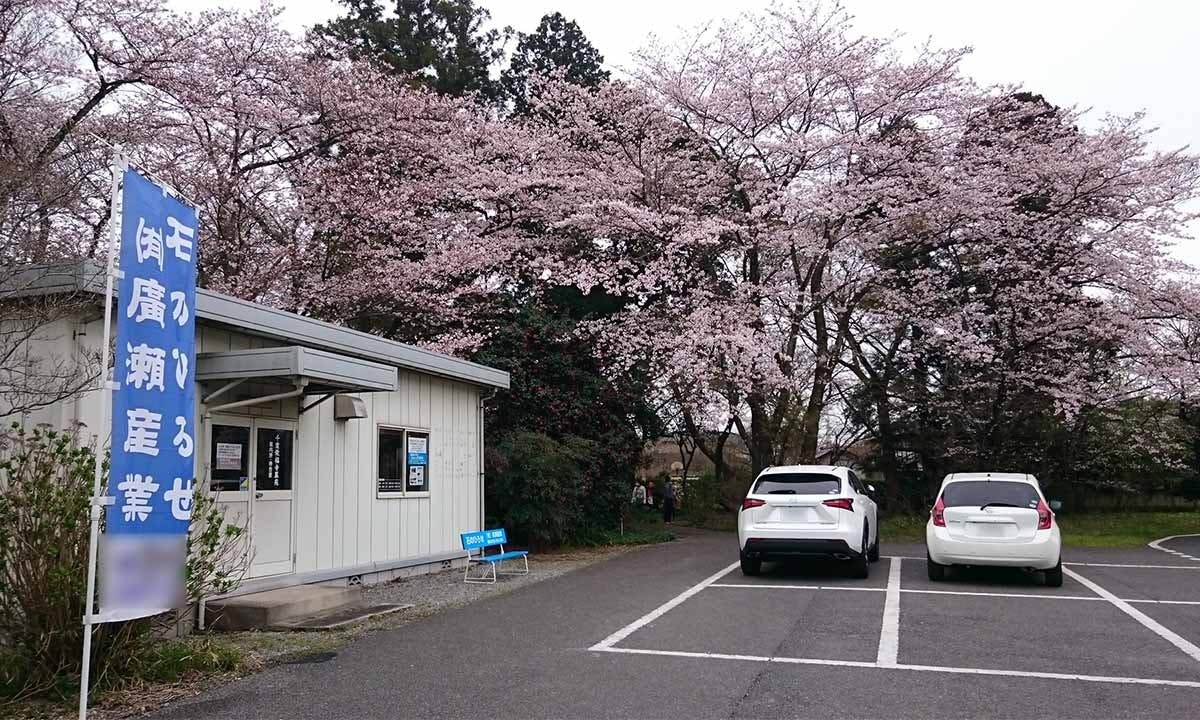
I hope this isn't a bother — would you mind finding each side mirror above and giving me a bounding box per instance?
[1049,499,1063,512]
[867,484,877,494]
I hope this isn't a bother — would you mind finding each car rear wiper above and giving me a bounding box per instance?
[767,489,797,494]
[979,502,1020,510]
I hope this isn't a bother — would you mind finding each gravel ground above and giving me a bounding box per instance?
[361,546,637,618]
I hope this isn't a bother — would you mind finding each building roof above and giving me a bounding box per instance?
[195,346,399,394]
[2,261,509,390]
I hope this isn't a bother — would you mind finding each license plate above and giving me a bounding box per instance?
[770,507,816,523]
[969,522,1012,538]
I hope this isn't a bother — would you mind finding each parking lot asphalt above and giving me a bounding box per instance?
[153,529,1200,720]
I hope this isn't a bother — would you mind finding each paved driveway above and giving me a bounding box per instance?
[153,529,1200,719]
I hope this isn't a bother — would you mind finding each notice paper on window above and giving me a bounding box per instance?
[215,442,242,470]
[407,434,428,466]
[408,465,425,488]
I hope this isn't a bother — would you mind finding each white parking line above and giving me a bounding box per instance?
[591,646,1200,689]
[588,561,738,651]
[1063,566,1200,664]
[592,646,877,669]
[710,583,883,591]
[708,582,1200,605]
[902,588,1098,602]
[1066,562,1200,569]
[877,558,902,666]
[888,554,1200,570]
[1148,534,1200,563]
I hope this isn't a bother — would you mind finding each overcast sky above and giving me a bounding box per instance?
[172,0,1200,262]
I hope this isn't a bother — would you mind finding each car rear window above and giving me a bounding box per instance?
[941,480,1040,509]
[753,473,841,495]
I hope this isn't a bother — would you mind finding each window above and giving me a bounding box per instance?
[940,481,1040,509]
[210,424,250,492]
[847,471,864,495]
[406,431,429,492]
[378,426,430,497]
[256,428,293,491]
[752,473,841,495]
[378,427,406,493]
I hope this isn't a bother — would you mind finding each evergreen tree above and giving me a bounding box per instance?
[314,0,506,102]
[501,12,609,116]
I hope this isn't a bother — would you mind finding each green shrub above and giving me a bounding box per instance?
[682,472,720,525]
[0,424,248,704]
[0,425,147,702]
[485,431,595,547]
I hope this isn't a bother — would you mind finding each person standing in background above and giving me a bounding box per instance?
[662,478,676,524]
[632,482,646,506]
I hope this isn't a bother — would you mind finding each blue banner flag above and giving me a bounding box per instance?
[101,169,198,616]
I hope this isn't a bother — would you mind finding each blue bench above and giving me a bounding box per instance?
[461,528,529,584]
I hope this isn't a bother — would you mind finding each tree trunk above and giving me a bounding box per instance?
[745,397,777,476]
[797,360,830,463]
[873,385,902,510]
[796,255,831,462]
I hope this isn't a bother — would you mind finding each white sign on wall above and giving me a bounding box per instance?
[408,465,425,488]
[215,442,242,470]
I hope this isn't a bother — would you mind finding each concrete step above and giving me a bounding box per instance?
[207,585,359,631]
[271,603,413,631]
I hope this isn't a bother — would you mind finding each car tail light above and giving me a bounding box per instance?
[931,496,946,527]
[741,498,766,511]
[822,498,854,511]
[1037,499,1053,530]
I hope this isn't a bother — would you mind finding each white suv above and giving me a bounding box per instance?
[737,465,880,578]
[926,472,1063,587]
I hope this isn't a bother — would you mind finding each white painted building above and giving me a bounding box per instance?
[2,262,509,597]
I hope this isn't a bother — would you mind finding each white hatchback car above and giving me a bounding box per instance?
[738,465,879,578]
[926,472,1063,587]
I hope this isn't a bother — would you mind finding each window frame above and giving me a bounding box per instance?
[376,423,432,499]
[751,473,842,496]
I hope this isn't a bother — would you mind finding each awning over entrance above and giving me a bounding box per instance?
[196,346,398,394]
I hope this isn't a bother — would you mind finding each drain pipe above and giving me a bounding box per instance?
[479,389,496,530]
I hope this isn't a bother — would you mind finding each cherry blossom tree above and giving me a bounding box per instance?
[6,0,1200,503]
[0,0,214,416]
[572,4,981,473]
[0,0,211,265]
[847,90,1200,487]
[527,5,1199,479]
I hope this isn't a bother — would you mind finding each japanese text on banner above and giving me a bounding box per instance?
[102,169,198,613]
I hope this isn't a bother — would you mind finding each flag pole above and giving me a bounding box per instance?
[78,149,125,720]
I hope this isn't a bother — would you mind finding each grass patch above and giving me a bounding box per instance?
[882,510,1200,548]
[681,512,738,532]
[134,636,249,685]
[1057,511,1200,548]
[565,525,674,549]
[1,637,251,719]
[881,514,929,544]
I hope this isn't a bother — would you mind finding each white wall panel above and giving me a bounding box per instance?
[13,315,485,579]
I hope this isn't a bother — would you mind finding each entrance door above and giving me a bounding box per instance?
[250,419,295,577]
[208,416,296,578]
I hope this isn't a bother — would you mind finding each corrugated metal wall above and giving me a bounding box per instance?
[294,372,480,573]
[7,315,483,576]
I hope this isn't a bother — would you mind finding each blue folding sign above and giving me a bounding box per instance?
[107,169,198,537]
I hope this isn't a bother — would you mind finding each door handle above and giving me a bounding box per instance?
[255,491,264,499]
